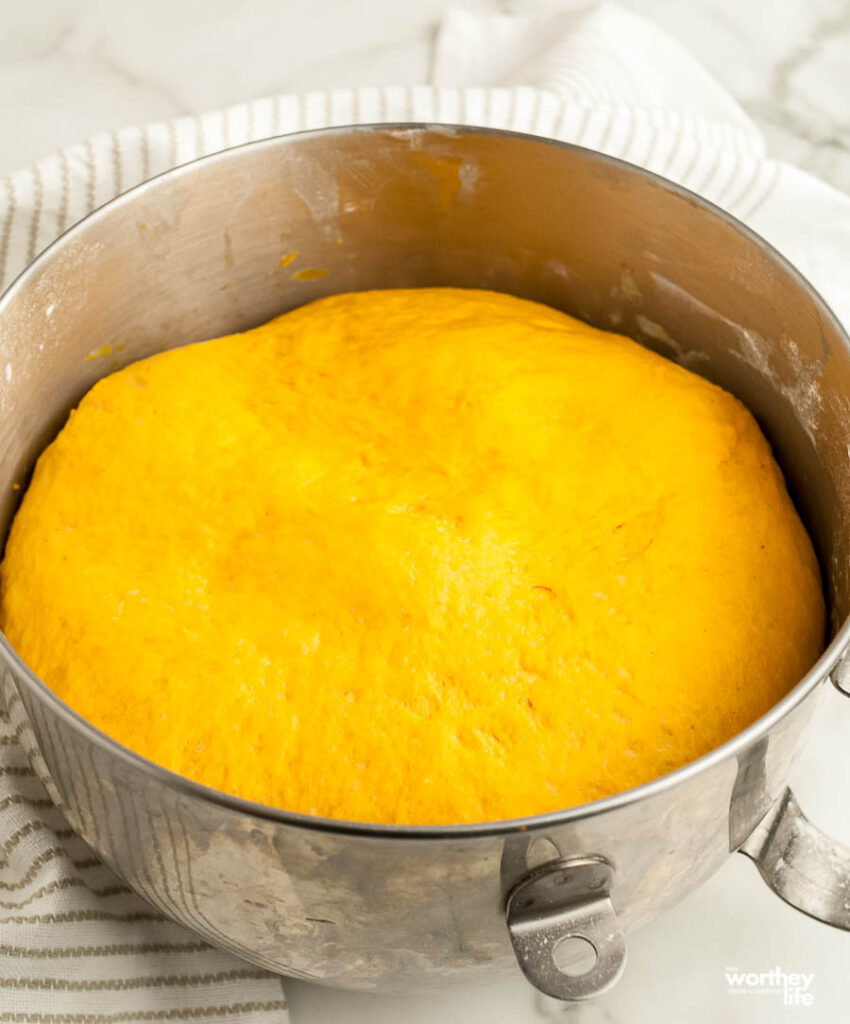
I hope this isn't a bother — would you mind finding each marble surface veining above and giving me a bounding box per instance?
[2,1,850,1022]
[2,0,849,194]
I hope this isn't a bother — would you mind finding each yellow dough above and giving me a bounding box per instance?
[0,289,825,824]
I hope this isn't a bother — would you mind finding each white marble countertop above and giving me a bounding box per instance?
[3,0,850,195]
[2,1,849,1022]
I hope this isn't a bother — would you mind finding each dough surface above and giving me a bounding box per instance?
[0,288,825,824]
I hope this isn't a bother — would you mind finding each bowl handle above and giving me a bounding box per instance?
[739,787,850,928]
[505,855,626,1001]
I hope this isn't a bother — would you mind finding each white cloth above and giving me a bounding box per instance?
[435,3,850,327]
[1,3,849,1020]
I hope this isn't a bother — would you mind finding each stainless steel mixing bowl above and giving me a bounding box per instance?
[1,125,849,1002]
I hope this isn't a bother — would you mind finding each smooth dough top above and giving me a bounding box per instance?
[0,288,825,824]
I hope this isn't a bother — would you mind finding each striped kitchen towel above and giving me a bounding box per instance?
[1,3,850,1021]
[0,693,289,1023]
[0,3,849,332]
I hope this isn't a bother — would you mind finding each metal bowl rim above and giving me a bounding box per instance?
[0,121,847,840]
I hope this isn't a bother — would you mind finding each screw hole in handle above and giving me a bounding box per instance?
[505,855,626,1001]
[552,934,598,976]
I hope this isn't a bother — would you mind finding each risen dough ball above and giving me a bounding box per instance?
[0,289,825,824]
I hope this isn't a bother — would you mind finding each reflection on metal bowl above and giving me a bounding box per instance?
[1,125,849,1002]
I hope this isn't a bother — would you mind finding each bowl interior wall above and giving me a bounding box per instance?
[0,126,848,630]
